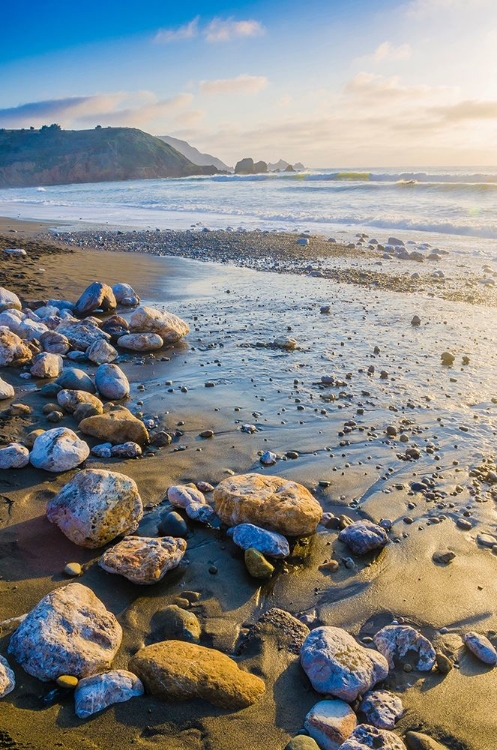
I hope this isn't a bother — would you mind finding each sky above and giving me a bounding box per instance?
[1,0,497,167]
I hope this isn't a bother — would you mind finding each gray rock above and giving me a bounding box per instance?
[228,523,290,558]
[86,338,118,364]
[56,368,95,393]
[464,631,497,665]
[112,283,140,306]
[117,332,164,351]
[0,443,30,469]
[99,535,186,584]
[30,352,63,379]
[359,689,404,729]
[39,330,71,355]
[340,724,406,749]
[0,655,15,697]
[30,427,90,472]
[0,377,14,400]
[129,305,189,344]
[373,625,436,671]
[74,282,116,316]
[56,389,103,414]
[95,363,130,400]
[111,441,142,458]
[56,320,111,351]
[74,669,144,718]
[338,520,388,555]
[167,484,216,523]
[304,699,357,750]
[0,287,21,312]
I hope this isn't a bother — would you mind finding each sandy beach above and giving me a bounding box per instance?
[0,217,496,750]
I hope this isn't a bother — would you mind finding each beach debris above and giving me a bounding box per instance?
[46,469,143,547]
[57,388,103,414]
[304,699,357,750]
[117,332,164,351]
[74,282,117,316]
[228,522,290,558]
[74,670,144,718]
[56,367,95,393]
[99,536,186,584]
[30,427,90,472]
[158,605,201,643]
[244,548,275,578]
[129,305,189,344]
[8,583,122,681]
[373,625,436,671]
[338,520,388,555]
[440,351,455,366]
[0,655,15,698]
[0,327,32,366]
[112,282,140,306]
[56,320,111,351]
[80,405,149,445]
[300,626,389,701]
[0,287,21,312]
[95,363,130,400]
[167,484,216,523]
[214,473,322,536]
[86,338,118,364]
[0,377,15,399]
[340,724,406,749]
[129,640,265,709]
[359,690,404,729]
[463,632,497,665]
[0,442,30,469]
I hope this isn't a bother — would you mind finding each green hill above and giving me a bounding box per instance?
[0,125,217,187]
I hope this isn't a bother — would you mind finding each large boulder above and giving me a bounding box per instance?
[112,283,140,307]
[0,377,15,400]
[46,469,143,548]
[56,368,95,393]
[86,338,118,364]
[117,333,164,351]
[8,583,122,681]
[57,389,103,414]
[340,724,406,749]
[214,473,322,536]
[129,640,265,709]
[99,536,187,584]
[300,626,389,701]
[0,443,30,469]
[129,306,189,344]
[30,427,90,472]
[95,363,130,400]
[0,326,32,366]
[74,282,116,316]
[56,320,111,351]
[30,352,63,379]
[79,405,149,445]
[74,670,144,718]
[304,699,357,750]
[39,330,71,354]
[0,287,21,312]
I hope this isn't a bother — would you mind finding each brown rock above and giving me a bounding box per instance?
[80,405,149,445]
[99,536,186,584]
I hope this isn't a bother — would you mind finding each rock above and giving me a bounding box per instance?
[117,333,164,351]
[74,669,144,718]
[0,326,32,366]
[214,473,322,536]
[46,469,143,548]
[25,429,44,447]
[56,674,79,688]
[86,338,118,364]
[30,352,63,379]
[432,550,455,565]
[244,548,275,578]
[340,724,406,749]
[0,655,15,698]
[91,442,113,458]
[228,523,290,558]
[405,731,449,750]
[373,625,436,671]
[100,536,186,584]
[151,431,173,447]
[101,315,129,340]
[95,363,130,400]
[300,626,389,701]
[30,427,90,472]
[167,484,216,523]
[56,368,95,393]
[56,320,111,351]
[435,653,453,673]
[441,352,455,366]
[464,631,497,665]
[338,521,388,555]
[0,377,14,400]
[74,282,117,316]
[411,315,421,326]
[388,237,404,246]
[9,402,32,417]
[158,510,188,538]
[129,640,265,709]
[111,441,142,458]
[40,330,71,355]
[47,410,64,423]
[0,287,21,312]
[112,283,140,306]
[359,690,404,729]
[80,405,149,445]
[129,306,189,344]
[286,737,321,750]
[274,336,297,350]
[57,389,103,414]
[260,450,277,465]
[18,318,48,340]
[8,583,122,681]
[64,562,82,577]
[3,247,26,256]
[159,605,201,643]
[40,382,62,397]
[304,699,357,750]
[0,443,30,469]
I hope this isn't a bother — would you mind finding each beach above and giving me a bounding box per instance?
[0,216,497,750]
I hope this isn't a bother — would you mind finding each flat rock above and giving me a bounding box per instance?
[80,405,149,445]
[0,655,15,697]
[300,626,389,701]
[0,376,14,400]
[8,583,122,681]
[86,338,118,364]
[74,669,144,718]
[338,520,388,555]
[374,625,436,671]
[112,283,140,306]
[95,363,130,400]
[30,427,89,472]
[0,443,30,469]
[359,690,404,729]
[56,320,111,351]
[464,631,497,665]
[340,725,406,749]
[117,333,164,351]
[0,326,32,366]
[99,535,186,584]
[129,305,189,344]
[57,389,103,414]
[228,523,290,558]
[56,368,95,393]
[129,640,265,709]
[46,468,143,548]
[304,699,357,750]
[214,473,322,536]
[0,287,21,312]
[74,282,116,316]
[30,352,63,379]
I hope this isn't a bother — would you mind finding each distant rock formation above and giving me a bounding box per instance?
[157,135,230,172]
[235,158,268,175]
[267,159,304,172]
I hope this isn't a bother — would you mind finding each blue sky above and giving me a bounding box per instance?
[2,0,497,166]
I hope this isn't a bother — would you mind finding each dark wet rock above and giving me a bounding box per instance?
[56,368,95,393]
[74,282,117,316]
[158,510,188,537]
[158,605,201,643]
[338,520,388,555]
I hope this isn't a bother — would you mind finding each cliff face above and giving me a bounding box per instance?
[157,135,230,172]
[0,126,217,188]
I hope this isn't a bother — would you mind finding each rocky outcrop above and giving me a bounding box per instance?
[235,158,268,175]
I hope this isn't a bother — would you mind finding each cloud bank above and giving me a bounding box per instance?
[154,16,265,44]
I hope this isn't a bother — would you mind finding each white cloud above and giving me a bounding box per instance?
[204,18,265,43]
[373,41,412,61]
[154,17,199,43]
[199,75,268,95]
[345,71,456,102]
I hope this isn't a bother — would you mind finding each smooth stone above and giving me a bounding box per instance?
[286,738,320,750]
[0,655,15,697]
[129,305,189,344]
[56,320,111,350]
[56,368,95,394]
[129,640,265,709]
[39,330,71,355]
[117,333,164,351]
[64,562,82,577]
[74,403,102,422]
[111,441,142,458]
[359,690,404,729]
[46,469,143,548]
[338,520,388,555]
[40,382,62,397]
[158,510,188,538]
[74,670,144,718]
[464,632,497,665]
[80,406,149,445]
[340,724,406,749]
[112,283,140,306]
[159,605,201,643]
[244,548,275,578]
[101,315,129,340]
[56,674,79,688]
[86,338,118,364]
[57,389,103,414]
[374,625,436,671]
[74,282,116,316]
[0,326,32,366]
[214,473,322,536]
[30,427,90,472]
[0,287,21,312]
[30,352,63,378]
[229,522,290,558]
[100,535,186,584]
[0,376,15,400]
[167,484,216,523]
[0,443,30,469]
[304,699,357,750]
[8,583,122,681]
[95,363,130,400]
[300,626,389,701]
[25,428,45,448]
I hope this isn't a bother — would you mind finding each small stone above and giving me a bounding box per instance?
[151,431,173,447]
[0,443,30,469]
[74,669,144,718]
[338,520,388,555]
[199,430,214,438]
[432,550,455,565]
[359,690,404,730]
[0,376,15,400]
[304,699,357,750]
[229,523,290,558]
[0,655,15,698]
[110,441,142,458]
[464,631,497,665]
[167,484,215,523]
[158,510,188,538]
[411,315,421,326]
[56,674,79,688]
[64,562,82,577]
[95,363,130,400]
[441,352,455,366]
[260,450,277,465]
[99,536,186,584]
[244,548,275,578]
[435,653,453,674]
[159,605,201,643]
[56,368,95,394]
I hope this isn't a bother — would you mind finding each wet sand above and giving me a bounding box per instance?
[1,217,497,750]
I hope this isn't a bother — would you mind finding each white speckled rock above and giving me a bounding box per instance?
[129,305,189,344]
[0,287,21,312]
[74,282,116,316]
[30,427,90,472]
[18,318,48,341]
[339,724,406,749]
[228,523,290,558]
[46,469,143,548]
[86,338,118,364]
[8,583,122,682]
[0,326,32,366]
[110,441,142,458]
[56,320,111,351]
[373,625,436,671]
[0,655,15,698]
[30,352,63,379]
[99,536,187,584]
[117,333,164,351]
[112,283,140,307]
[300,626,389,701]
[39,330,71,355]
[304,699,357,750]
[0,309,24,334]
[338,521,388,555]
[56,389,103,414]
[74,669,144,718]
[95,363,130,400]
[0,377,14,400]
[359,690,404,729]
[0,443,30,469]
[167,484,216,523]
[464,632,497,665]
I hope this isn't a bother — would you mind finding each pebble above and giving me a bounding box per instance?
[464,631,497,665]
[56,674,79,688]
[64,562,82,577]
[244,548,275,578]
